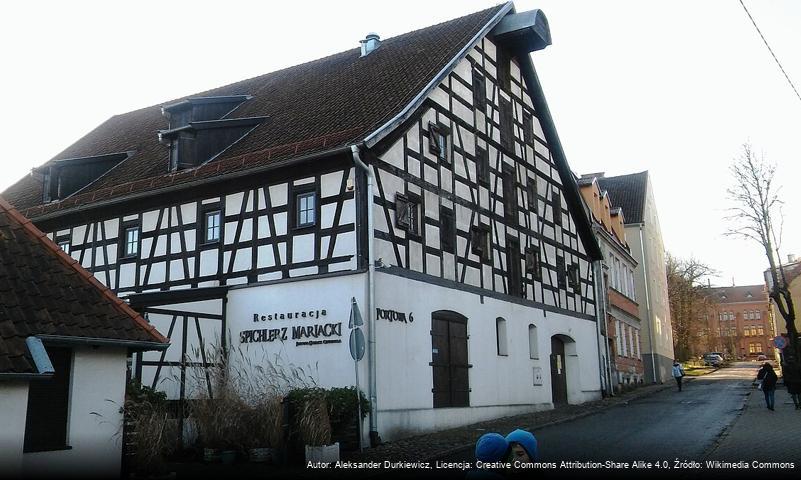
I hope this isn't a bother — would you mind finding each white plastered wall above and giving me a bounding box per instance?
[373,271,600,440]
[0,381,29,477]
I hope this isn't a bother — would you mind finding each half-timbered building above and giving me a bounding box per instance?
[3,3,604,442]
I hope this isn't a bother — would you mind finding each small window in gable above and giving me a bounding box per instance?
[440,207,456,253]
[471,224,491,263]
[203,210,222,243]
[552,191,562,227]
[568,263,581,293]
[502,165,517,224]
[528,176,538,214]
[523,114,533,144]
[497,48,511,91]
[428,122,450,165]
[395,193,420,236]
[499,97,514,152]
[556,255,566,289]
[472,68,487,113]
[476,147,490,186]
[525,246,541,281]
[496,317,508,356]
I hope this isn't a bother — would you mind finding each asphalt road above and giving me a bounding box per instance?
[442,362,760,464]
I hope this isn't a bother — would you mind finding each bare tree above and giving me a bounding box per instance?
[725,143,798,365]
[667,253,717,361]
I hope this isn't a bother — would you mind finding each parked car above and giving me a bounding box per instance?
[703,354,724,367]
[757,354,767,361]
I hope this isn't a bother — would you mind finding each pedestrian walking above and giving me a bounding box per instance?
[757,362,778,411]
[781,362,801,410]
[672,360,685,392]
[505,429,538,463]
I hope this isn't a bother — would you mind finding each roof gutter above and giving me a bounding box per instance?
[0,337,57,381]
[362,2,514,149]
[30,144,354,223]
[36,334,170,352]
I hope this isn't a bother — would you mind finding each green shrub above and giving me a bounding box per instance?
[286,386,369,442]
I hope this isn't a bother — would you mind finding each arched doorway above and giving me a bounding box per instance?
[431,311,470,408]
[550,336,568,405]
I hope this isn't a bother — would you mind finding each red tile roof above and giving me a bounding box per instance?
[707,285,768,304]
[3,4,507,219]
[0,197,167,375]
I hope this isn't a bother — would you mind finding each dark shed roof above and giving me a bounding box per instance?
[597,171,648,225]
[3,4,507,218]
[0,197,167,375]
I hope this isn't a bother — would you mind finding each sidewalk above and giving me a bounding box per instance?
[705,384,801,464]
[344,381,684,463]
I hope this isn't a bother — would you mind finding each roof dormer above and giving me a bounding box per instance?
[158,95,268,172]
[161,95,252,129]
[38,152,133,202]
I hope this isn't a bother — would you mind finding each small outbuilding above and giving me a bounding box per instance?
[0,197,168,478]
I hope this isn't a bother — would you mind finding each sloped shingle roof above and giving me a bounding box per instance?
[3,4,507,219]
[0,197,167,375]
[597,171,648,225]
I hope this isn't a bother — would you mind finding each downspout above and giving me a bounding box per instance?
[639,225,658,383]
[592,259,612,396]
[351,144,379,446]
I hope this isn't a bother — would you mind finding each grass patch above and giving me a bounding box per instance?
[683,366,715,376]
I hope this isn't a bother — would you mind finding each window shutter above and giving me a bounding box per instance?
[476,147,489,186]
[428,123,441,155]
[395,194,410,230]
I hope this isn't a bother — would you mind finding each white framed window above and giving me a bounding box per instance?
[621,325,628,357]
[203,210,221,243]
[57,241,70,254]
[496,318,508,356]
[123,226,139,257]
[296,192,316,228]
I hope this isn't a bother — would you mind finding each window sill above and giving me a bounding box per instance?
[24,445,73,454]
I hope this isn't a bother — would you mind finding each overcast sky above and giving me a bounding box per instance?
[1,0,799,286]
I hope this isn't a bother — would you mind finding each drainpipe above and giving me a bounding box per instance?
[351,144,379,446]
[639,225,658,383]
[592,259,612,396]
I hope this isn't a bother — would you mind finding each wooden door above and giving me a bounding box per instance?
[551,337,568,405]
[431,311,470,408]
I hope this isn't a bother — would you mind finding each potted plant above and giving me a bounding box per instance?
[122,381,176,478]
[295,389,338,463]
[245,394,284,464]
[189,398,222,463]
[326,387,369,451]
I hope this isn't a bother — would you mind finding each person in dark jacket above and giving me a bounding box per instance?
[757,362,778,410]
